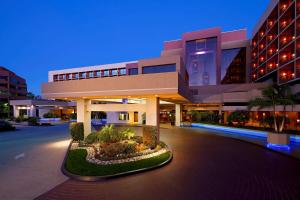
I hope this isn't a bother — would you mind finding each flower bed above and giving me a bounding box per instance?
[71,141,170,165]
[64,124,172,179]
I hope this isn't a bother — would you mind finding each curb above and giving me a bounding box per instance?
[61,141,173,182]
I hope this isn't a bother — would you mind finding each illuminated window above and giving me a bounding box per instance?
[103,70,109,77]
[120,68,126,75]
[95,71,101,77]
[112,69,118,76]
[119,112,128,121]
[89,72,94,78]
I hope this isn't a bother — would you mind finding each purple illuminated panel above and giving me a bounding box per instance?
[185,37,217,86]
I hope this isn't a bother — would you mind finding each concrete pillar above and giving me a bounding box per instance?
[146,97,159,127]
[128,111,135,124]
[13,106,19,118]
[138,111,144,125]
[29,105,36,117]
[175,104,182,127]
[77,99,91,137]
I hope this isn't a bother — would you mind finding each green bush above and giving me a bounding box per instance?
[84,132,98,144]
[143,125,158,149]
[123,142,137,154]
[43,112,59,118]
[119,128,135,140]
[28,117,39,126]
[132,136,143,144]
[97,125,136,143]
[70,122,84,141]
[15,116,25,123]
[103,142,125,157]
[191,111,220,124]
[70,113,77,120]
[227,111,249,126]
[102,141,137,157]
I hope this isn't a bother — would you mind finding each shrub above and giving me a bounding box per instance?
[103,142,125,157]
[119,128,135,140]
[43,112,59,118]
[227,111,249,126]
[84,132,98,144]
[97,125,121,143]
[28,117,39,126]
[70,122,84,141]
[15,116,25,123]
[70,113,77,120]
[123,142,137,154]
[97,125,136,143]
[132,136,143,144]
[143,125,158,149]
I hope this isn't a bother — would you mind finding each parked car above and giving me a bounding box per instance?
[0,120,16,132]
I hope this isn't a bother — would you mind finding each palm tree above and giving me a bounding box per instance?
[248,84,300,133]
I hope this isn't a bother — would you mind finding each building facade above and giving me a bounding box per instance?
[0,66,27,103]
[42,0,300,136]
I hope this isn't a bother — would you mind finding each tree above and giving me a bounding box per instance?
[248,84,300,133]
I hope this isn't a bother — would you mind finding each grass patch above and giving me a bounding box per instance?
[65,149,171,176]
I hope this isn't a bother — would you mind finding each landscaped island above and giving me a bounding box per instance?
[64,123,172,179]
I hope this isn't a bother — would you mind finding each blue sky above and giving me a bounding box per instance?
[0,0,270,95]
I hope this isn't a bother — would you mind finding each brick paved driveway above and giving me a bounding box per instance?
[37,128,300,200]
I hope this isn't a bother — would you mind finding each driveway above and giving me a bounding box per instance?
[0,124,70,200]
[37,127,300,200]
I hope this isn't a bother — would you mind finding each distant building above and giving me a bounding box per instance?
[0,66,27,103]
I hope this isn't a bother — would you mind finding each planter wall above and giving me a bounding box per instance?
[267,133,290,145]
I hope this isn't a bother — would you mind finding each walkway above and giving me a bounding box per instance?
[37,127,300,200]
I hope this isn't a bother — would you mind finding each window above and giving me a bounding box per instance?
[186,37,217,86]
[142,64,176,74]
[0,76,8,81]
[53,75,58,81]
[89,71,94,78]
[73,73,79,79]
[80,72,86,79]
[95,71,101,78]
[112,69,118,76]
[120,68,126,75]
[119,112,128,121]
[128,68,138,75]
[103,70,109,77]
[221,48,246,84]
[67,74,72,80]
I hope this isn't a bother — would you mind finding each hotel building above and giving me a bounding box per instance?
[42,0,300,136]
[0,66,27,103]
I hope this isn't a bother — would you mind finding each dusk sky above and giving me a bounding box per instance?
[0,0,270,95]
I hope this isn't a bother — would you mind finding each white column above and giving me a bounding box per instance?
[13,106,19,118]
[77,99,91,137]
[146,97,159,127]
[29,105,36,117]
[138,111,144,125]
[175,104,182,127]
[128,111,135,124]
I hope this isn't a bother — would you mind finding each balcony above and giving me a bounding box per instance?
[279,63,295,84]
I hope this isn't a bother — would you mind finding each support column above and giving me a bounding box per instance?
[77,99,91,137]
[29,105,36,117]
[175,104,182,127]
[146,97,160,127]
[138,111,144,125]
[13,106,19,118]
[128,111,135,124]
